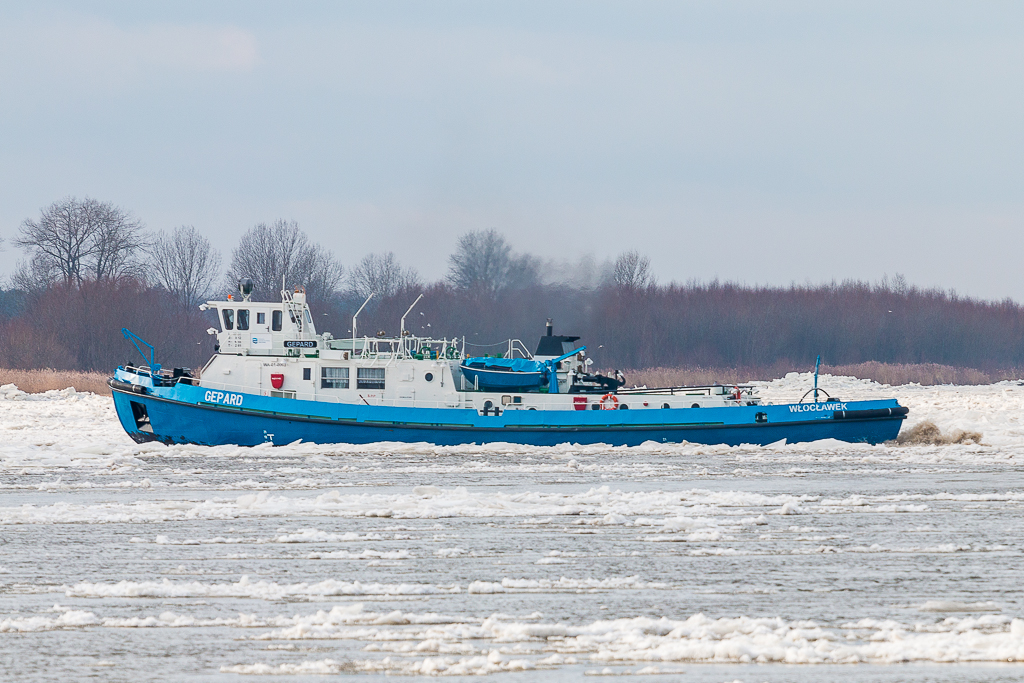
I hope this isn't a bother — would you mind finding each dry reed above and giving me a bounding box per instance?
[0,368,112,395]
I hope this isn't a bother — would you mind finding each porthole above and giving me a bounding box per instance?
[662,403,670,409]
[619,404,629,410]
[691,403,701,408]
[424,372,434,382]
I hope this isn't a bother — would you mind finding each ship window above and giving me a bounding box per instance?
[222,309,234,330]
[237,309,250,330]
[357,367,386,389]
[303,367,311,381]
[270,390,296,399]
[424,372,434,382]
[272,310,282,331]
[257,312,265,325]
[501,395,512,405]
[305,310,313,324]
[321,367,349,389]
[619,404,629,409]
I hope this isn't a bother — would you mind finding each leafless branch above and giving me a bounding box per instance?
[612,250,654,289]
[150,226,222,309]
[225,219,344,304]
[348,252,420,300]
[14,197,148,287]
[446,229,539,295]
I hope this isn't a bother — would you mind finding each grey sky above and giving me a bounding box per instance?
[2,2,1023,299]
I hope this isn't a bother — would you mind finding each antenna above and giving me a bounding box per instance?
[352,293,374,348]
[400,294,424,339]
[813,354,821,403]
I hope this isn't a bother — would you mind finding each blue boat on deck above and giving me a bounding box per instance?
[460,357,547,391]
[108,284,909,447]
[459,345,585,392]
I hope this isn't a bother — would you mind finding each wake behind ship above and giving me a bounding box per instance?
[109,281,908,447]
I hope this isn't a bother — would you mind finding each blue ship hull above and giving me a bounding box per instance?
[109,371,906,448]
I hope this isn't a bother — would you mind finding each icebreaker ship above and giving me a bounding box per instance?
[109,281,908,447]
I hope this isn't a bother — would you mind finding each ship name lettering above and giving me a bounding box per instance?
[204,390,244,406]
[788,402,846,413]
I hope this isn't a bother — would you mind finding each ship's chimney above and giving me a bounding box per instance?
[546,318,553,336]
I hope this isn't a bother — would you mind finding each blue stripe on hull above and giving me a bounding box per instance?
[111,388,904,448]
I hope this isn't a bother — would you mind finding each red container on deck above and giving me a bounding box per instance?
[271,373,284,389]
[573,396,588,411]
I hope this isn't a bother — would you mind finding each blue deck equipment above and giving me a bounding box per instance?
[461,346,585,392]
[121,328,161,375]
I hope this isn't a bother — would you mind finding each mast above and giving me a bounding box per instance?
[352,293,374,351]
[400,294,424,355]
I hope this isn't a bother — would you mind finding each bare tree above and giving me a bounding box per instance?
[225,219,344,304]
[295,242,346,305]
[14,197,147,287]
[348,252,420,300]
[15,198,98,286]
[90,204,148,281]
[611,250,654,289]
[150,226,222,309]
[10,255,59,292]
[446,229,539,295]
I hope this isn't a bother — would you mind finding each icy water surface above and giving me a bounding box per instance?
[3,374,1024,682]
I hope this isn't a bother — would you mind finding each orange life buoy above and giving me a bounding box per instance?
[600,393,619,410]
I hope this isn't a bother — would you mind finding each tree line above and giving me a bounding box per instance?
[2,196,1023,376]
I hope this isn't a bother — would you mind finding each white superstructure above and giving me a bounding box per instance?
[194,286,759,414]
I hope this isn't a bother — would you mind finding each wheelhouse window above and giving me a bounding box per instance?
[272,310,283,331]
[321,367,349,389]
[256,312,266,325]
[222,309,234,330]
[357,367,385,390]
[237,309,250,330]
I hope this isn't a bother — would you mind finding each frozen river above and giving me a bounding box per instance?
[2,374,1024,682]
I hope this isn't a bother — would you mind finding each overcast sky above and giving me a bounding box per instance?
[2,1,1023,299]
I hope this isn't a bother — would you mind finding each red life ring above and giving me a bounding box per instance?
[600,393,619,410]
